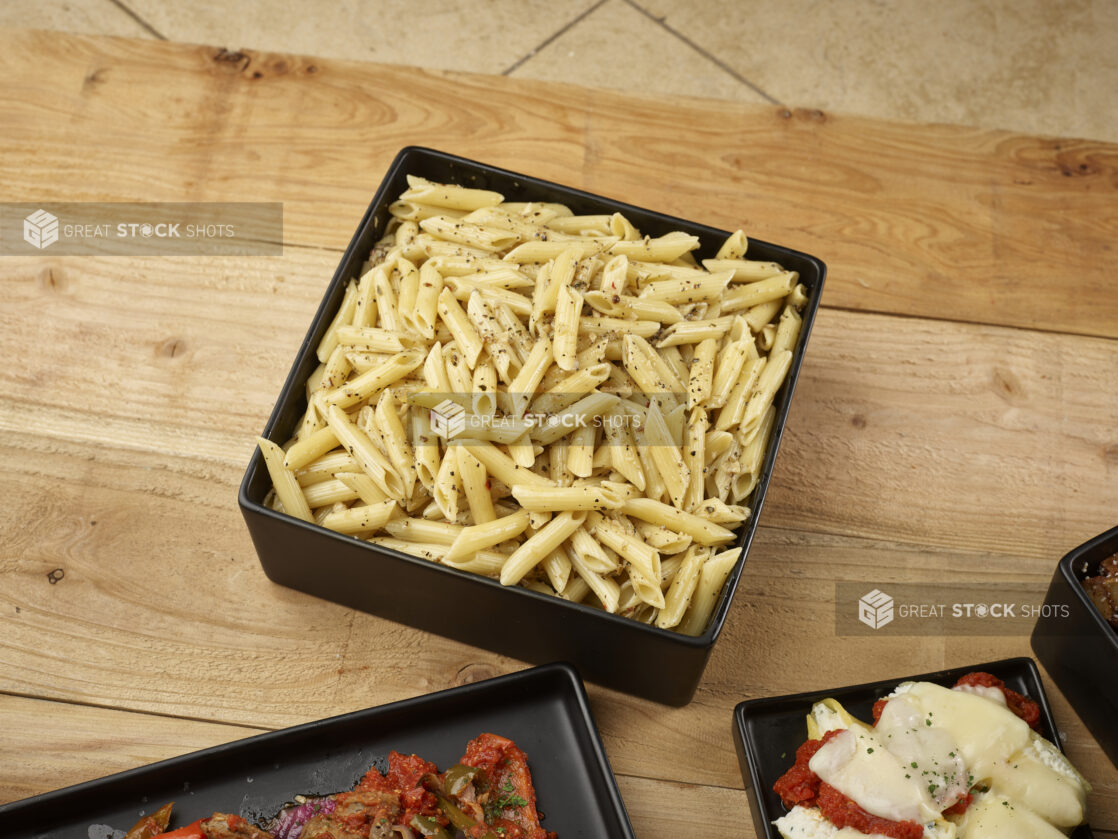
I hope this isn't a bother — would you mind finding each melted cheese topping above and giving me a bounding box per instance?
[783,682,1091,839]
[875,695,969,810]
[955,794,1068,839]
[898,682,1030,781]
[984,734,1087,827]
[808,725,942,824]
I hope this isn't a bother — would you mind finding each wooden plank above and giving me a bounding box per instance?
[0,29,1115,339]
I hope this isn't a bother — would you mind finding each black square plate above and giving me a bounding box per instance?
[238,146,827,706]
[0,663,634,839]
[733,656,1094,838]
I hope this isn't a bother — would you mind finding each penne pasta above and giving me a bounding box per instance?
[261,176,811,634]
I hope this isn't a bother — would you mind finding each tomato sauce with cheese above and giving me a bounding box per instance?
[774,672,1044,837]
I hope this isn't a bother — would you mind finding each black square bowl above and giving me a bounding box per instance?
[1031,525,1118,767]
[0,663,635,839]
[732,657,1094,839]
[238,146,826,706]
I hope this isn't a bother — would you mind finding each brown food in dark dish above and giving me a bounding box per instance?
[1082,552,1118,629]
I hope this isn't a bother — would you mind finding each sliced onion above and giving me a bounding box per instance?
[270,797,337,839]
[391,826,417,839]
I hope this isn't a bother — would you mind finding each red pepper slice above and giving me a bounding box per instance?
[155,820,205,839]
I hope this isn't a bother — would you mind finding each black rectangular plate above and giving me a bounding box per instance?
[238,145,828,706]
[0,663,634,839]
[733,657,1094,839]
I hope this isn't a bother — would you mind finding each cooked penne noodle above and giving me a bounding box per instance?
[466,293,517,382]
[302,477,361,508]
[683,407,708,512]
[655,317,733,348]
[771,304,803,357]
[335,471,389,505]
[455,439,553,487]
[296,450,359,486]
[566,422,596,478]
[610,232,699,262]
[635,521,692,554]
[678,548,741,635]
[741,349,792,437]
[589,514,661,586]
[621,497,736,546]
[499,511,586,585]
[374,390,417,497]
[283,425,339,471]
[492,301,533,363]
[437,288,484,368]
[325,404,405,500]
[389,201,466,223]
[444,508,531,562]
[457,446,496,524]
[257,437,313,522]
[638,270,732,304]
[687,338,718,410]
[715,356,766,431]
[542,547,571,594]
[568,526,620,575]
[601,406,645,490]
[320,500,399,535]
[419,216,519,252]
[401,175,504,211]
[315,279,359,363]
[511,482,627,512]
[335,325,409,353]
[570,561,619,612]
[552,286,583,371]
[544,214,612,235]
[715,230,747,260]
[530,363,611,415]
[709,337,755,410]
[504,238,618,263]
[529,391,620,446]
[701,258,785,281]
[433,445,461,520]
[412,261,443,339]
[324,347,425,410]
[643,400,690,509]
[657,545,708,629]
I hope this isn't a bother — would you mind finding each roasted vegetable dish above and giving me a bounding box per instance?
[119,733,554,839]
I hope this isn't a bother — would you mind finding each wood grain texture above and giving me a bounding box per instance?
[1,26,1117,837]
[0,29,1116,338]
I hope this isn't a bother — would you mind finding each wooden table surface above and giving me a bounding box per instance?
[1,26,1116,838]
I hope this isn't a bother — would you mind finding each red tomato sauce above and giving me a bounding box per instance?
[461,733,551,839]
[817,783,924,839]
[354,750,444,829]
[772,731,923,838]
